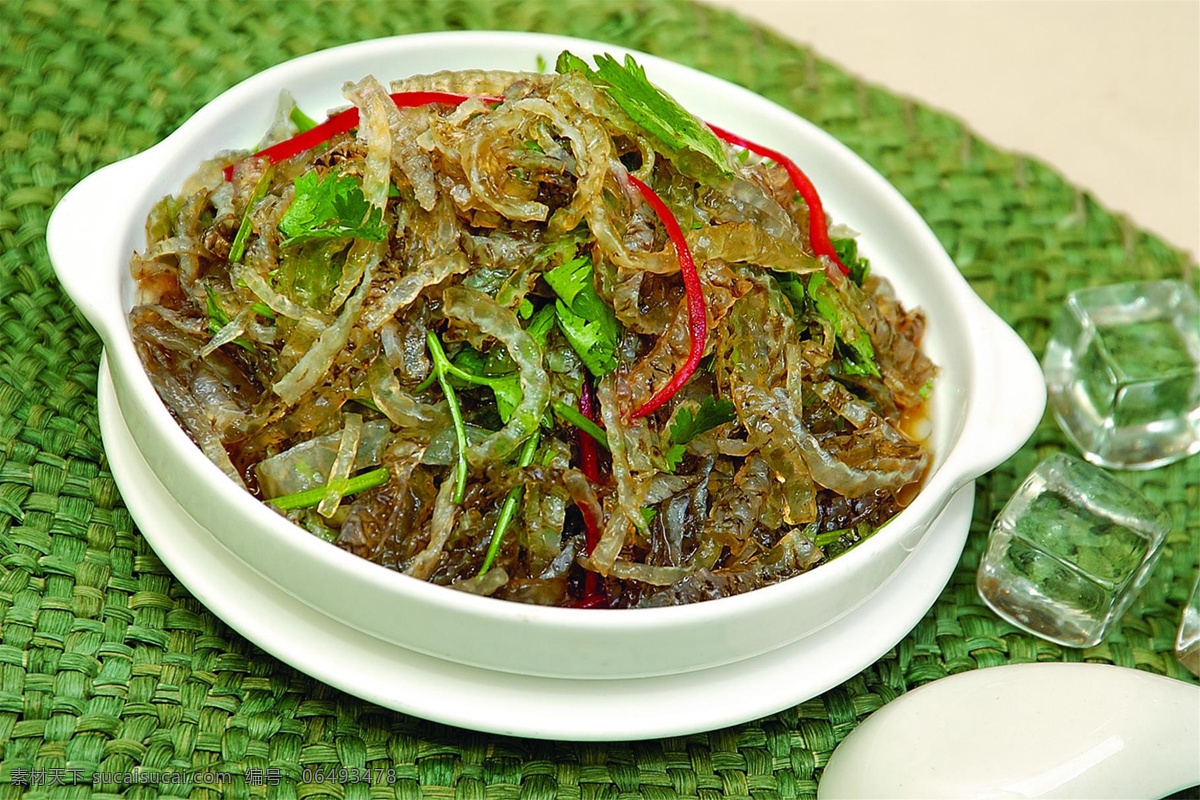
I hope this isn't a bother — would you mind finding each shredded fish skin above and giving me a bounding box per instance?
[129,64,936,607]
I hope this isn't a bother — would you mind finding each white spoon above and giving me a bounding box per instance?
[818,663,1200,799]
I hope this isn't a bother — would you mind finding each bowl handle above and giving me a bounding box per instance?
[47,153,154,341]
[961,300,1047,476]
[898,301,1045,551]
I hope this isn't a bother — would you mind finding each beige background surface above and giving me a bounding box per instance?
[702,0,1200,260]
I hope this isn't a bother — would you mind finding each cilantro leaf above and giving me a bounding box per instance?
[486,375,523,423]
[832,237,871,287]
[807,272,880,377]
[526,303,557,348]
[442,307,560,424]
[278,172,387,247]
[556,51,732,183]
[663,443,687,472]
[670,396,736,444]
[544,255,620,377]
[664,396,736,471]
[776,273,806,319]
[448,347,523,424]
[543,254,593,307]
[832,237,856,268]
[450,347,489,381]
[555,51,590,75]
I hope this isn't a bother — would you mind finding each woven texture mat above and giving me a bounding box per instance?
[1,0,1197,796]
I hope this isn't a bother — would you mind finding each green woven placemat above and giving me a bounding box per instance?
[1,0,1196,795]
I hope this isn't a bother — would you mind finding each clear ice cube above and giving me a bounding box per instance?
[1176,571,1200,677]
[1042,280,1200,469]
[977,453,1172,648]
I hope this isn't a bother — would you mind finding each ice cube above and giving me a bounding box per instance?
[1042,280,1200,469]
[977,453,1171,648]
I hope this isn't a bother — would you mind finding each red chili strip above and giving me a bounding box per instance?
[626,175,707,420]
[577,379,605,604]
[222,91,502,181]
[707,123,849,275]
[577,379,601,487]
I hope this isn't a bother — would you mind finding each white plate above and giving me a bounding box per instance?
[99,354,974,740]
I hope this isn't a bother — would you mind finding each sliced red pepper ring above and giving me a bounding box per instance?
[706,123,849,276]
[626,175,708,420]
[222,91,503,181]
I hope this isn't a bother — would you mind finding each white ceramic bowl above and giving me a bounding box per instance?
[48,31,1045,680]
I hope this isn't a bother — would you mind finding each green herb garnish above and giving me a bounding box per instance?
[229,164,275,264]
[477,430,541,576]
[814,523,878,559]
[348,394,383,414]
[807,272,879,377]
[278,172,387,247]
[204,285,255,353]
[814,528,848,548]
[250,301,275,321]
[552,400,610,451]
[664,396,736,470]
[267,467,390,511]
[776,273,807,320]
[439,348,523,424]
[426,332,469,504]
[526,303,556,348]
[556,51,732,182]
[544,254,620,377]
[832,237,871,287]
[290,105,318,133]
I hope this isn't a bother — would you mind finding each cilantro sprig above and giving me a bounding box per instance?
[444,348,524,424]
[544,254,620,378]
[426,332,469,504]
[267,467,390,510]
[525,303,556,348]
[278,172,387,248]
[832,237,870,287]
[229,164,275,264]
[552,400,610,450]
[477,430,541,576]
[814,522,879,559]
[412,305,554,423]
[205,286,255,353]
[289,106,319,133]
[556,51,732,183]
[664,396,736,471]
[807,272,880,378]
